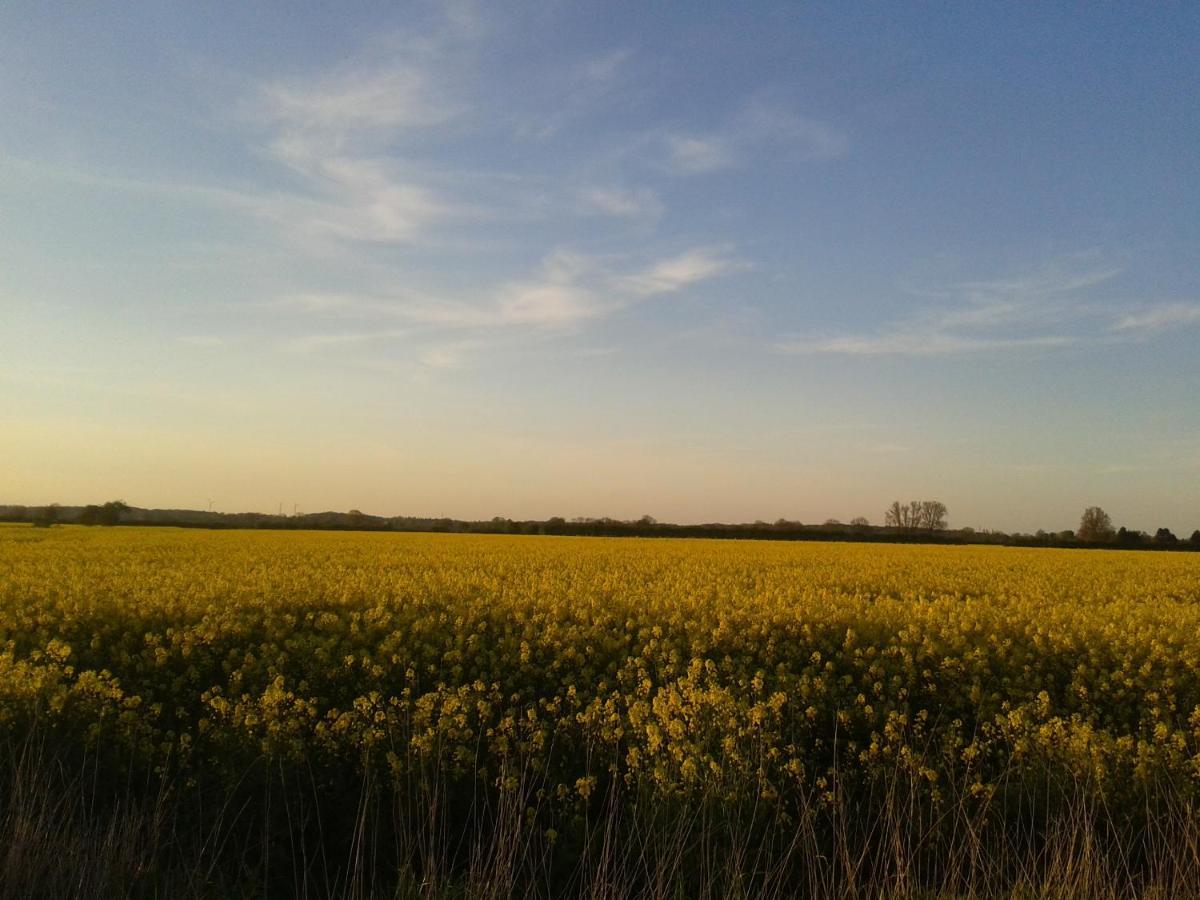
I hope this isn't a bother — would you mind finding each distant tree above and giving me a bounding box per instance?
[79,500,130,526]
[884,499,947,530]
[1116,526,1146,547]
[32,503,60,528]
[1077,506,1115,543]
[823,518,842,527]
[97,500,130,526]
[850,516,870,527]
[1154,527,1178,545]
[919,500,948,530]
[1191,530,1200,548]
[638,515,657,526]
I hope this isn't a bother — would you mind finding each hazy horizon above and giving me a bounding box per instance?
[3,3,1198,535]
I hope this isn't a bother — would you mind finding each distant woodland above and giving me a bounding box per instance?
[2,501,1198,551]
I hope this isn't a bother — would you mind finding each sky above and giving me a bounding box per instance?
[2,2,1198,533]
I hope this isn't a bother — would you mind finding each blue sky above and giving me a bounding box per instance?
[2,2,1198,532]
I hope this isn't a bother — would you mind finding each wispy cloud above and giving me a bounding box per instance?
[780,332,1076,357]
[251,130,457,249]
[943,265,1122,300]
[7,15,767,370]
[663,101,847,175]
[418,339,483,370]
[514,47,636,140]
[280,329,410,354]
[619,248,743,296]
[737,100,849,160]
[1111,303,1200,335]
[496,252,605,326]
[665,136,735,174]
[262,154,455,244]
[236,10,484,249]
[578,185,663,219]
[275,246,742,334]
[0,155,261,214]
[258,65,457,137]
[273,290,497,328]
[581,47,635,84]
[777,261,1129,357]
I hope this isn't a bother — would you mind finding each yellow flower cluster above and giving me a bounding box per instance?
[3,524,1200,817]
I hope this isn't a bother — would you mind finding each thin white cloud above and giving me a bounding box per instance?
[259,66,457,136]
[272,291,497,328]
[947,266,1122,299]
[250,100,459,245]
[272,293,363,314]
[778,332,1075,357]
[437,0,485,41]
[514,47,636,140]
[666,136,735,174]
[281,329,410,354]
[737,100,849,160]
[498,249,607,326]
[418,339,483,370]
[275,246,742,334]
[579,186,663,219]
[0,155,262,214]
[581,47,635,84]
[496,252,604,326]
[265,156,453,244]
[497,282,598,325]
[776,261,1154,358]
[1111,303,1200,335]
[1,149,453,252]
[236,11,484,249]
[663,101,847,175]
[620,248,741,296]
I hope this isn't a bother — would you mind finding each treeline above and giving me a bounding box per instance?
[3,501,1198,551]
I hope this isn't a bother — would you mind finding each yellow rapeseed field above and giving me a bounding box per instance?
[5,524,1200,793]
[3,524,1200,896]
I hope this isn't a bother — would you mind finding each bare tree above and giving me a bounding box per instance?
[850,516,870,527]
[1077,506,1115,542]
[919,500,948,530]
[908,500,924,527]
[884,499,947,530]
